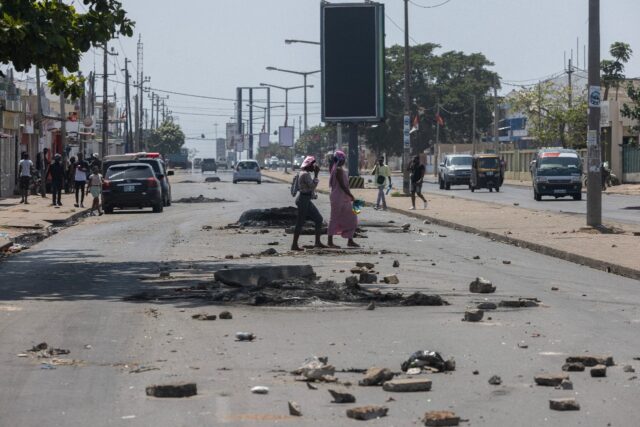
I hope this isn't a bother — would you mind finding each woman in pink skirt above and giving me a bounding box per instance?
[327,150,359,248]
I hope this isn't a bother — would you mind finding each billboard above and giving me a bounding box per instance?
[321,2,385,122]
[278,126,294,147]
[259,132,270,148]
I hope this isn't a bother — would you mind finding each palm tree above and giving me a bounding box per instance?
[602,42,633,101]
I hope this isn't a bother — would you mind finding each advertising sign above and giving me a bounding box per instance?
[259,132,270,148]
[278,126,294,147]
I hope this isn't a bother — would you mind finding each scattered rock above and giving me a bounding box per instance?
[345,275,360,287]
[251,386,269,394]
[356,262,375,269]
[366,302,375,311]
[502,260,511,265]
[472,255,480,260]
[359,367,394,386]
[288,401,302,416]
[472,370,479,375]
[423,220,431,224]
[329,389,356,403]
[488,375,502,385]
[556,379,573,390]
[346,405,388,421]
[469,277,496,293]
[174,195,227,203]
[382,378,432,392]
[562,362,585,372]
[551,286,559,291]
[235,332,255,341]
[145,383,197,398]
[383,275,399,284]
[359,272,378,284]
[201,225,213,230]
[476,302,497,310]
[401,223,411,231]
[214,264,315,287]
[260,248,278,256]
[517,342,528,349]
[549,398,580,411]
[225,254,234,259]
[623,365,635,373]
[463,309,484,322]
[267,241,279,246]
[297,357,336,381]
[192,313,216,321]
[423,411,460,426]
[219,311,233,320]
[392,260,400,268]
[566,355,614,367]
[204,177,221,183]
[306,382,318,390]
[590,364,607,377]
[534,374,569,386]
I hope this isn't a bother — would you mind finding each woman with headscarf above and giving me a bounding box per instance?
[291,156,326,251]
[327,150,359,248]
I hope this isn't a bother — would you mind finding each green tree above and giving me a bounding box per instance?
[509,81,587,148]
[601,41,633,101]
[296,124,336,159]
[0,0,134,98]
[621,83,640,140]
[148,121,185,155]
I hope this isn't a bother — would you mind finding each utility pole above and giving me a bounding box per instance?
[123,59,133,152]
[149,93,155,130]
[493,81,499,154]
[472,94,477,154]
[248,88,253,159]
[59,88,66,156]
[402,0,411,193]
[134,94,139,152]
[586,0,602,227]
[566,57,574,148]
[102,44,108,160]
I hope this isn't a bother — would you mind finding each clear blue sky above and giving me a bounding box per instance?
[77,0,640,156]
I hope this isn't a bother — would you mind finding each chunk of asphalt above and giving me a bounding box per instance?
[288,401,302,416]
[464,309,484,322]
[549,398,580,411]
[590,364,607,377]
[534,374,569,386]
[358,367,394,386]
[145,383,197,398]
[219,311,233,320]
[469,277,495,293]
[329,389,356,403]
[346,405,388,421]
[214,265,315,287]
[565,355,614,367]
[423,410,460,426]
[382,378,432,392]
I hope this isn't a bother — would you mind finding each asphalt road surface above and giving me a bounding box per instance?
[0,170,638,426]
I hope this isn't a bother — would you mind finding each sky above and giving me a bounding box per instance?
[74,0,640,157]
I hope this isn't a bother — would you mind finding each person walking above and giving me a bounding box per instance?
[327,150,359,248]
[74,153,89,208]
[65,156,75,194]
[371,156,391,210]
[18,153,34,204]
[409,155,427,210]
[49,154,65,207]
[86,166,104,216]
[291,156,326,251]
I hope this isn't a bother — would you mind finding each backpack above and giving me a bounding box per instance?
[290,173,300,197]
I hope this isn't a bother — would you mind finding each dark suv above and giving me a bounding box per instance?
[102,163,164,214]
[201,158,217,173]
[103,156,173,207]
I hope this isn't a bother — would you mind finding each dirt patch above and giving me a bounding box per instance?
[173,195,232,203]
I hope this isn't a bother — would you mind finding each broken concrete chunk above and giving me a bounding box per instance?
[366,302,375,311]
[358,367,394,386]
[590,364,607,377]
[235,332,255,342]
[329,389,356,403]
[549,398,580,411]
[464,309,484,322]
[192,313,216,321]
[499,300,522,308]
[345,276,360,287]
[566,355,614,367]
[534,374,569,386]
[562,362,585,372]
[351,267,365,274]
[146,383,197,398]
[488,375,502,385]
[383,275,399,284]
[356,262,375,270]
[346,405,388,421]
[219,311,233,320]
[401,223,411,230]
[251,386,269,394]
[623,365,635,373]
[260,248,277,256]
[469,277,495,294]
[288,401,302,416]
[382,378,432,392]
[556,379,573,390]
[423,411,460,426]
[476,302,497,310]
[392,260,400,268]
[359,273,378,284]
[298,357,336,381]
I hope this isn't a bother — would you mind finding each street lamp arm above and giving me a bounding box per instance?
[284,39,321,45]
[266,66,321,76]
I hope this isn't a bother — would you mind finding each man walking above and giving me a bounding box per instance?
[409,155,427,210]
[74,153,89,208]
[49,154,65,207]
[18,153,33,204]
[371,156,391,210]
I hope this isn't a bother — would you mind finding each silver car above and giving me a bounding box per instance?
[233,160,262,184]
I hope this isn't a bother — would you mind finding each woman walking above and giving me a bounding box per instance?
[327,150,359,248]
[291,156,326,251]
[86,166,104,216]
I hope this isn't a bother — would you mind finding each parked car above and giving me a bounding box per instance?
[438,154,472,190]
[268,156,279,169]
[293,155,305,170]
[102,163,164,214]
[530,148,582,201]
[201,158,218,173]
[233,160,262,184]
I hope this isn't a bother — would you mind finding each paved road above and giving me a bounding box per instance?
[1,170,639,426]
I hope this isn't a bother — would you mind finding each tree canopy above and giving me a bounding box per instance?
[601,41,633,101]
[0,0,134,98]
[364,43,499,156]
[148,121,185,156]
[621,83,640,139]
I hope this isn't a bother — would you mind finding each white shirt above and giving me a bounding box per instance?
[19,159,33,177]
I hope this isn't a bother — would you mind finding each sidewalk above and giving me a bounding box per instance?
[0,192,90,251]
[264,170,640,280]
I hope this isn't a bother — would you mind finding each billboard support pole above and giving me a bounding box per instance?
[402,0,411,194]
[348,122,359,176]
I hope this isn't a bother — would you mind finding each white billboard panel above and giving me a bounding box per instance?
[278,126,294,147]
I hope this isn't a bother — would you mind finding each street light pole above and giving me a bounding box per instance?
[265,66,320,132]
[402,0,411,194]
[586,0,602,227]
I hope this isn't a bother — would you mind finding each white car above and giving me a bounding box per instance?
[233,160,262,184]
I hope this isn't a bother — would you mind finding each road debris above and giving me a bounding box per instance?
[565,355,614,367]
[173,195,229,203]
[214,264,315,287]
[236,207,299,227]
[623,365,635,373]
[294,357,336,381]
[130,366,160,374]
[192,313,216,321]
[235,332,255,341]
[383,275,399,284]
[392,260,400,267]
[556,379,573,390]
[260,248,278,256]
[401,350,455,373]
[549,398,580,411]
[464,309,484,322]
[476,302,497,310]
[306,382,318,390]
[469,277,496,293]
[329,389,356,403]
[358,367,394,386]
[562,362,585,372]
[288,401,302,416]
[346,405,388,421]
[590,364,607,377]
[423,411,460,426]
[27,342,70,357]
[499,298,540,308]
[534,374,569,386]
[219,311,233,320]
[359,272,378,284]
[488,375,502,385]
[204,177,221,182]
[502,260,511,265]
[251,386,269,394]
[366,302,375,310]
[382,378,432,392]
[145,383,197,398]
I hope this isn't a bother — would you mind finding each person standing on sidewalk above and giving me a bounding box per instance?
[48,154,65,207]
[74,153,89,208]
[371,156,391,210]
[409,155,427,210]
[327,150,359,248]
[291,156,326,251]
[18,153,34,204]
[86,166,104,216]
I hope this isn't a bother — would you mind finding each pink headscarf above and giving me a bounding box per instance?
[301,155,316,169]
[331,150,346,174]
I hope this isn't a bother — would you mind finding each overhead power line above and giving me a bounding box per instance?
[409,0,453,9]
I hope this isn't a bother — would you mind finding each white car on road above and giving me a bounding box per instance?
[233,160,262,184]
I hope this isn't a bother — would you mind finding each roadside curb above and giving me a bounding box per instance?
[264,172,640,281]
